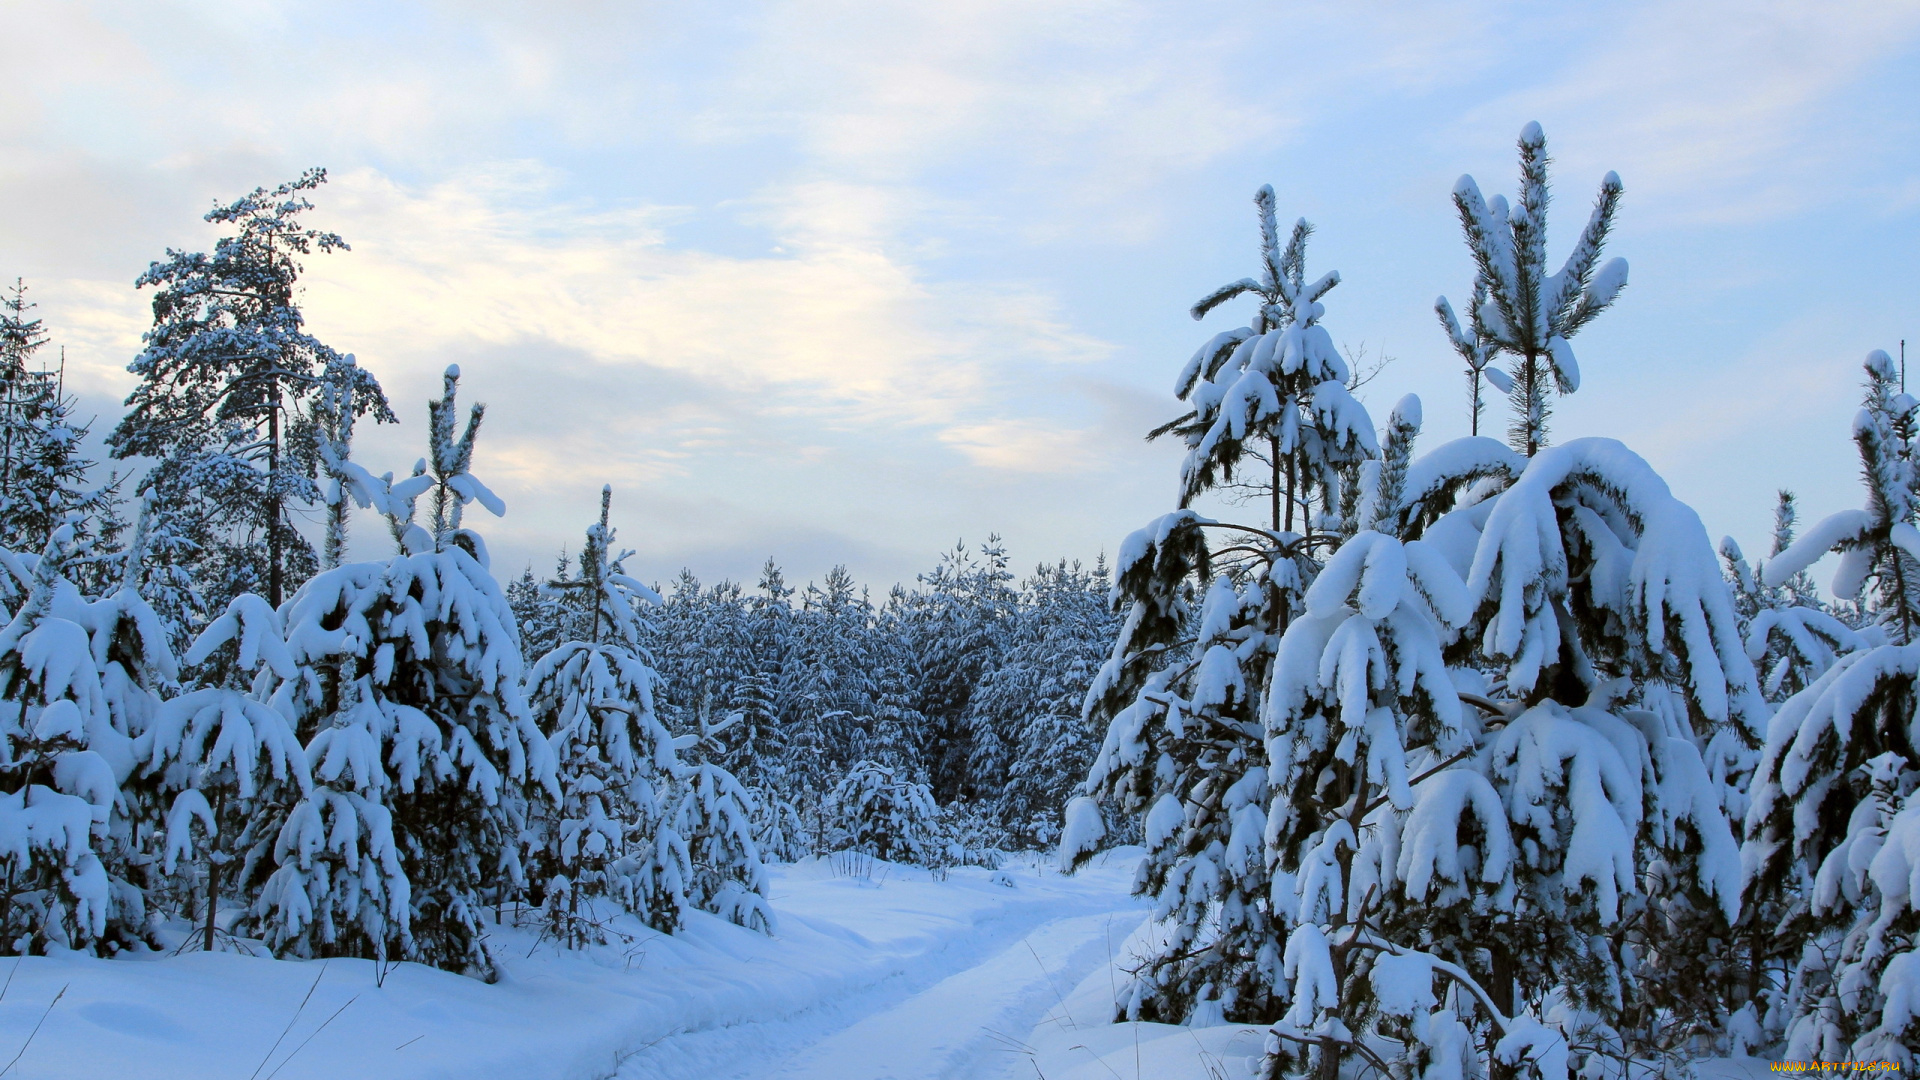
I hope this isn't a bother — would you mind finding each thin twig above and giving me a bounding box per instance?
[0,983,66,1078]
[0,956,19,1004]
[249,961,328,1080]
[263,993,359,1080]
[394,1034,426,1051]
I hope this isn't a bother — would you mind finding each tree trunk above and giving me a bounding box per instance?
[1470,369,1481,438]
[204,854,220,953]
[267,384,283,607]
[1285,455,1298,533]
[1523,350,1539,458]
[1488,942,1517,1080]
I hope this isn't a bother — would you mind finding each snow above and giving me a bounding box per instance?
[0,851,1149,1080]
[1400,437,1524,523]
[1025,915,1267,1080]
[1057,796,1106,871]
[1764,507,1870,590]
[1465,437,1765,733]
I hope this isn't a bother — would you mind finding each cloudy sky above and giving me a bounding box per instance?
[4,0,1919,592]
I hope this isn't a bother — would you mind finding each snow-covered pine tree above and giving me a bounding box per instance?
[110,169,393,612]
[646,570,742,733]
[1441,122,1628,456]
[976,558,1119,846]
[831,759,941,865]
[311,352,377,571]
[644,571,812,859]
[1267,419,1761,1078]
[509,558,569,665]
[137,590,307,952]
[789,567,878,796]
[1165,188,1376,532]
[865,589,933,784]
[734,561,807,850]
[525,486,686,939]
[907,538,1017,805]
[1435,276,1512,438]
[673,699,773,932]
[1722,491,1872,705]
[253,366,554,976]
[0,280,113,554]
[123,482,207,662]
[1072,139,1757,1079]
[1740,350,1920,1063]
[0,524,173,953]
[1071,189,1375,1026]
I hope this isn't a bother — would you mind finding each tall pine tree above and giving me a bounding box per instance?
[111,169,392,613]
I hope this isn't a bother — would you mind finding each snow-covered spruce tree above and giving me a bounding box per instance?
[1441,122,1627,456]
[110,169,393,613]
[0,280,113,554]
[0,523,175,953]
[832,758,941,865]
[251,366,554,976]
[525,486,686,939]
[1070,189,1375,1026]
[1740,350,1920,1063]
[673,699,773,932]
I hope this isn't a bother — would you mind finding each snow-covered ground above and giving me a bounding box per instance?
[0,850,1156,1080]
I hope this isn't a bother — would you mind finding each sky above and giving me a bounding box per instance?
[3,0,1918,594]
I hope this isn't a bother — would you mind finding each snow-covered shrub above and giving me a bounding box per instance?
[832,760,940,865]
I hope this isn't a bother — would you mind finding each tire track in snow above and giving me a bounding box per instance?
[611,898,1145,1080]
[764,909,1145,1080]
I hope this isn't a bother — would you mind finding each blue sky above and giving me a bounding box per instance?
[4,0,1919,592]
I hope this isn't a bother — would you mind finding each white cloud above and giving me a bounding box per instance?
[1456,0,1920,224]
[302,166,1109,429]
[5,0,1920,588]
[939,419,1097,474]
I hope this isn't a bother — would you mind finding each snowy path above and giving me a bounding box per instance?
[763,911,1130,1080]
[619,907,1143,1080]
[613,871,1146,1080]
[0,853,1146,1080]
